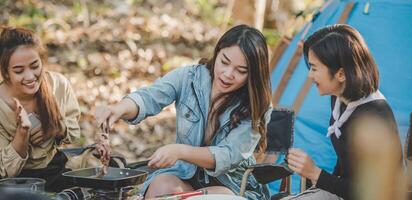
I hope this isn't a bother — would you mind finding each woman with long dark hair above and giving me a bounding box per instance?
[0,27,81,192]
[283,24,402,200]
[95,24,272,199]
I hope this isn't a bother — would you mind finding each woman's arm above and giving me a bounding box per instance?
[153,122,260,173]
[147,144,215,169]
[148,107,272,173]
[11,125,30,158]
[95,66,189,130]
[0,99,31,177]
[204,121,261,176]
[286,149,349,198]
[316,170,350,199]
[122,66,188,125]
[180,145,215,168]
[11,99,31,158]
[95,98,139,132]
[203,107,272,176]
[0,130,29,177]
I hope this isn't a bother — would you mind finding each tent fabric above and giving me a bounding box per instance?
[268,0,412,194]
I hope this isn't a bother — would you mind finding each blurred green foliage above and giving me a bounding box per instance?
[263,28,281,46]
[193,0,226,26]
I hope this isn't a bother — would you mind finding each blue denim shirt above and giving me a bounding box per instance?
[125,64,271,199]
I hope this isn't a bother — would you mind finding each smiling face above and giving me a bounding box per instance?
[6,46,42,97]
[307,49,345,97]
[212,45,248,96]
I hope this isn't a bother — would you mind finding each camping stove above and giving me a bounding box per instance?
[91,186,137,200]
[56,186,141,200]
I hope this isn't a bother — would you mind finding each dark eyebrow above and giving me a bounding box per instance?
[222,53,247,69]
[308,62,315,67]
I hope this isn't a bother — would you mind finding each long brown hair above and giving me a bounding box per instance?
[303,24,379,101]
[0,27,62,136]
[200,25,271,155]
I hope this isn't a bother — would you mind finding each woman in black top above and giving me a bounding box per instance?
[284,24,402,200]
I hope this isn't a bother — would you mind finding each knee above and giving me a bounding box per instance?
[145,174,189,198]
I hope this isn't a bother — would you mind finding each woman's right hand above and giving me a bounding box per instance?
[13,98,31,134]
[11,98,31,158]
[94,98,139,132]
[94,105,123,133]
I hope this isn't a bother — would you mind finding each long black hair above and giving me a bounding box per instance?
[200,24,271,154]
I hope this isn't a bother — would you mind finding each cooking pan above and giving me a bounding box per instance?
[126,160,156,174]
[63,167,148,190]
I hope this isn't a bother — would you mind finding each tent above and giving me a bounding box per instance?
[268,0,412,194]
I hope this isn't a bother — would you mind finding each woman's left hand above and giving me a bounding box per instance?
[148,144,184,169]
[287,148,322,184]
[30,128,46,146]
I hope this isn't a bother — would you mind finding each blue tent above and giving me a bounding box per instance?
[268,0,412,194]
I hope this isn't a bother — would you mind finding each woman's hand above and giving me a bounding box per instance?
[148,144,184,169]
[13,98,31,134]
[30,128,52,146]
[95,132,111,172]
[94,105,123,133]
[94,98,138,132]
[287,148,322,184]
[11,98,31,158]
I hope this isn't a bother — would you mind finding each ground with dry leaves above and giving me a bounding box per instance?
[1,0,318,163]
[1,0,229,162]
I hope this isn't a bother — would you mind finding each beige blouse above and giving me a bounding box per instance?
[0,71,81,177]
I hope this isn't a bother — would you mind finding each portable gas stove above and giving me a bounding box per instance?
[56,186,142,200]
[59,167,147,200]
[91,186,138,200]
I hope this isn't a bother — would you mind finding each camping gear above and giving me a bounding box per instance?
[239,109,295,198]
[63,167,148,190]
[269,0,412,193]
[55,186,138,200]
[55,187,91,200]
[0,177,46,192]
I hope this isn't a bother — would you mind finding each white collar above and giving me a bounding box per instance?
[327,90,386,138]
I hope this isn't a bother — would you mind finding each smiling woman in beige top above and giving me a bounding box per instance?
[0,26,80,192]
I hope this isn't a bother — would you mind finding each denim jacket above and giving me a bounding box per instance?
[125,64,271,199]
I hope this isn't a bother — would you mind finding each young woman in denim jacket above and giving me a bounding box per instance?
[95,25,272,199]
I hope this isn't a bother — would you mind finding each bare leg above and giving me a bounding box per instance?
[200,186,235,195]
[145,174,194,198]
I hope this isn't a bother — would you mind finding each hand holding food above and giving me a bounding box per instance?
[95,130,111,176]
[13,98,31,133]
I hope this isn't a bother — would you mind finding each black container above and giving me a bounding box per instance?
[0,177,46,192]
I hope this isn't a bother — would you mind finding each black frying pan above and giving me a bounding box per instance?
[126,160,157,174]
[63,167,148,190]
